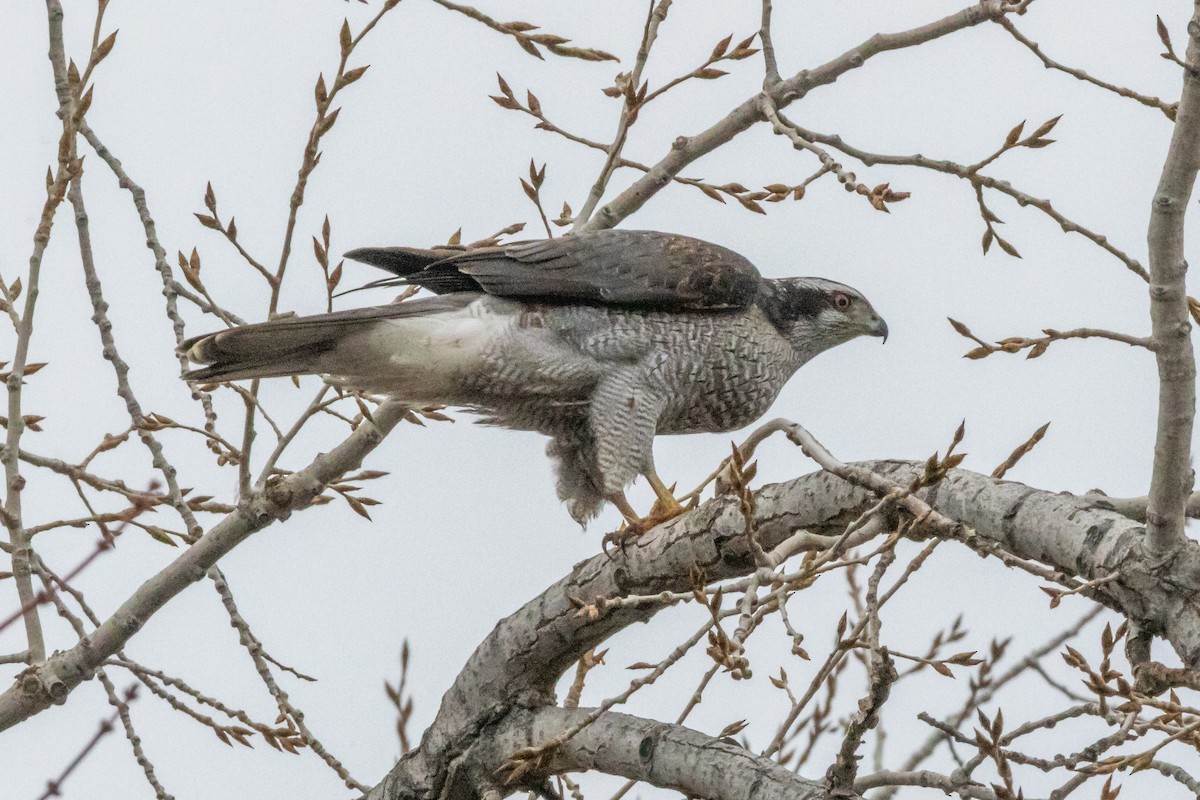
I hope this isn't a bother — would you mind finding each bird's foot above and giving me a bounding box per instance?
[601,525,644,554]
[601,489,697,555]
[646,474,695,523]
[645,485,695,527]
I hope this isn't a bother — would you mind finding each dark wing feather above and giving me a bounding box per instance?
[345,230,761,311]
[341,246,482,293]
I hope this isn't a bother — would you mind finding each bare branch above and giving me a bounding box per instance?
[826,550,898,791]
[428,0,617,62]
[949,319,1153,361]
[1085,490,1200,522]
[210,568,366,790]
[364,445,1200,798]
[760,0,780,87]
[64,105,204,545]
[462,708,844,800]
[882,606,1102,793]
[759,100,910,213]
[77,120,235,451]
[1143,3,1200,561]
[573,0,672,228]
[495,80,813,210]
[0,402,408,730]
[3,0,87,666]
[35,699,126,800]
[792,125,1149,281]
[999,18,1178,120]
[856,769,996,800]
[582,0,1018,231]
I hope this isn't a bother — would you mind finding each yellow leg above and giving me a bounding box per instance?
[606,491,642,527]
[602,491,648,553]
[602,471,694,552]
[645,467,684,515]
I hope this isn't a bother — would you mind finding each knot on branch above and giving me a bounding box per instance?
[263,476,295,511]
[17,663,69,707]
[1132,660,1200,696]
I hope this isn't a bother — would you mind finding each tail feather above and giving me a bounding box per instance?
[182,294,476,383]
[183,322,344,382]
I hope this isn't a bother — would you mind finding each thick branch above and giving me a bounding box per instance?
[458,707,849,800]
[367,459,1200,799]
[1144,3,1200,560]
[1087,490,1200,522]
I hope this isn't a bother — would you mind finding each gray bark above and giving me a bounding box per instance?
[1144,1,1200,561]
[365,461,1200,799]
[460,708,846,800]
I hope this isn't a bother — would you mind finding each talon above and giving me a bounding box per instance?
[602,524,647,554]
[601,480,693,553]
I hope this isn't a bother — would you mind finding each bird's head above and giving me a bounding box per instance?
[759,277,888,357]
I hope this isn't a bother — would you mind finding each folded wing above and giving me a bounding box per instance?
[344,229,762,311]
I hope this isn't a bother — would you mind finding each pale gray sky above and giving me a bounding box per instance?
[2,0,1194,797]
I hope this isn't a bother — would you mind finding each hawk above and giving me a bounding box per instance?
[184,229,887,527]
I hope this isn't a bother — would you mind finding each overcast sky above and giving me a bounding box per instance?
[3,1,1197,797]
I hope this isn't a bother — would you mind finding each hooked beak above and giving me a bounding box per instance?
[869,316,889,343]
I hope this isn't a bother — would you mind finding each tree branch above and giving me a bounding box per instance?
[998,18,1178,120]
[459,707,850,800]
[789,124,1149,281]
[3,0,81,668]
[0,402,408,731]
[759,0,781,88]
[573,0,672,228]
[1143,2,1200,561]
[1085,490,1200,523]
[580,0,1017,231]
[856,769,995,800]
[365,451,1200,798]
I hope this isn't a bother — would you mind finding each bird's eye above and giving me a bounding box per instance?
[832,293,852,310]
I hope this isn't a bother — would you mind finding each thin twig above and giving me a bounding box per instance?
[879,606,1102,796]
[582,0,1020,230]
[760,0,780,87]
[257,385,333,486]
[573,0,671,228]
[210,568,366,791]
[35,706,123,800]
[65,143,204,541]
[787,124,1150,281]
[998,18,1177,120]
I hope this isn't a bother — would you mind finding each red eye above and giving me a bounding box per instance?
[833,293,852,310]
